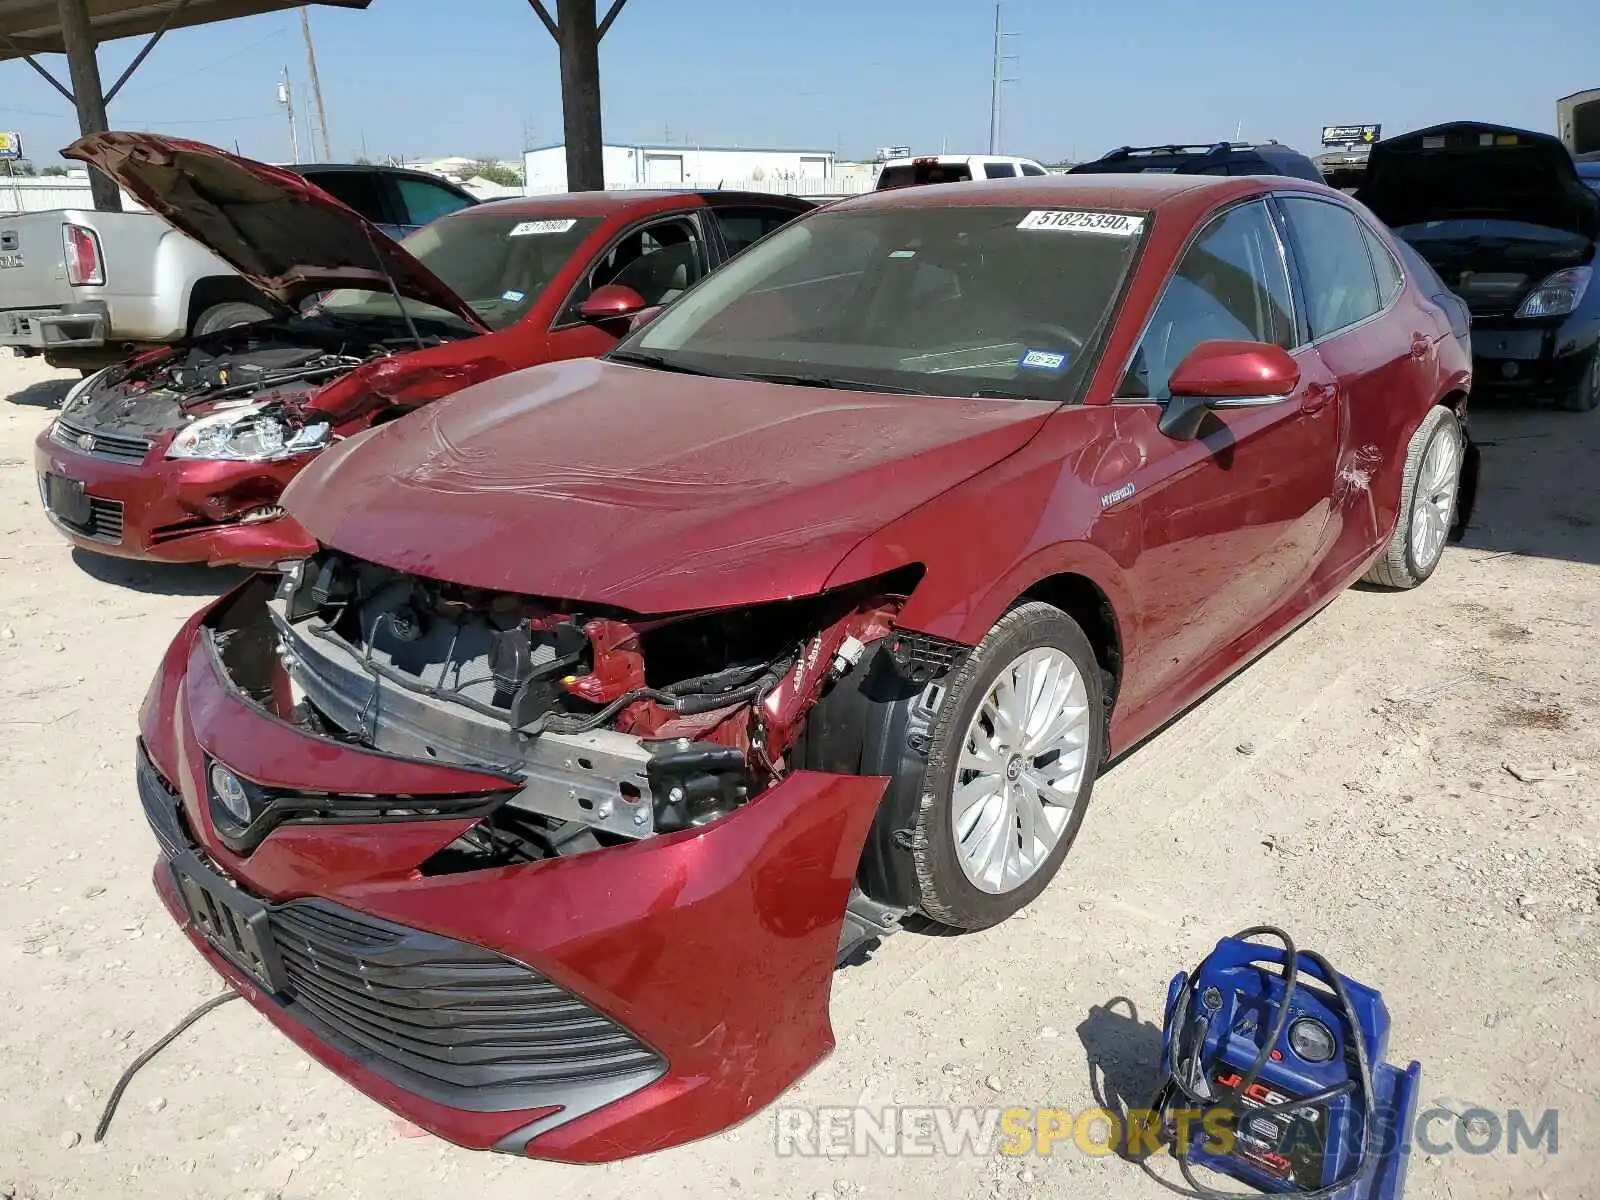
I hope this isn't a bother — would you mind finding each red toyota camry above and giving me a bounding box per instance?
[135,173,1473,1161]
[34,133,811,566]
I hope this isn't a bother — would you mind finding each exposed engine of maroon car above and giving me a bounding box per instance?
[224,550,918,860]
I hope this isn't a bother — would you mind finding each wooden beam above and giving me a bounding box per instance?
[55,0,120,210]
[596,0,627,40]
[0,30,74,100]
[526,0,558,39]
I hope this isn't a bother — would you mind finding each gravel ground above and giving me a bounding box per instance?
[2,350,1596,1200]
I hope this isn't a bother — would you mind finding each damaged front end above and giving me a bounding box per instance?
[140,559,936,1159]
[257,551,913,855]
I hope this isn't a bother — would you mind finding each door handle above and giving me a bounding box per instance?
[1411,332,1432,360]
[1301,382,1337,414]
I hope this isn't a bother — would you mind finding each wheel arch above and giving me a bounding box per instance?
[185,275,275,334]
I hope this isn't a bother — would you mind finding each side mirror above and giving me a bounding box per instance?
[578,283,648,327]
[1159,340,1301,441]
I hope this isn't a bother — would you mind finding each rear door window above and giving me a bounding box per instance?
[984,162,1018,179]
[712,206,804,257]
[1120,200,1295,400]
[1020,163,1049,177]
[1278,197,1383,339]
[394,177,475,228]
[1359,223,1405,306]
[304,170,393,224]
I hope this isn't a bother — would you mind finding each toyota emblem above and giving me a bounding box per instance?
[76,433,95,452]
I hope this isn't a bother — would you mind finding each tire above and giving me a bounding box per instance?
[191,300,272,336]
[1554,351,1600,413]
[906,602,1106,930]
[1363,405,1463,589]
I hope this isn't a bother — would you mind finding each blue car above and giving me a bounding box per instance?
[1359,122,1600,412]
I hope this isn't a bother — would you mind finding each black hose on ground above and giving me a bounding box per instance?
[93,991,240,1144]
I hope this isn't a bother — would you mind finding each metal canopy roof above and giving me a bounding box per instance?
[0,0,370,60]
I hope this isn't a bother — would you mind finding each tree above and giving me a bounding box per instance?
[4,159,37,176]
[40,165,71,177]
[472,159,523,188]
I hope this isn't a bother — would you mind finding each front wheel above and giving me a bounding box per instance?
[910,602,1105,930]
[1363,405,1463,589]
[1554,350,1600,413]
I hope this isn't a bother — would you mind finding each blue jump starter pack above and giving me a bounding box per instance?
[1153,926,1422,1199]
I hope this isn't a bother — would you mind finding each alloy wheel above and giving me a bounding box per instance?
[1410,427,1460,573]
[952,647,1092,894]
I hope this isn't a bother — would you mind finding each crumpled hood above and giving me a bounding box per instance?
[284,358,1051,612]
[64,132,488,329]
[1358,122,1600,238]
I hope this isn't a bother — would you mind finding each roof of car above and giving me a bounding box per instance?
[837,172,1323,214]
[879,154,1042,167]
[444,189,813,219]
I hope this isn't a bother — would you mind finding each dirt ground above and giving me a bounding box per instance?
[1,350,1596,1200]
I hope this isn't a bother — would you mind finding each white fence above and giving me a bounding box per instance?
[2,173,873,217]
[0,176,103,214]
[521,175,874,199]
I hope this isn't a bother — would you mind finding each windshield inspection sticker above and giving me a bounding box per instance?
[1017,210,1145,237]
[509,218,577,237]
[1019,348,1070,372]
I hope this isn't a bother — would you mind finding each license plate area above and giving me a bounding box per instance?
[41,471,90,526]
[171,853,287,994]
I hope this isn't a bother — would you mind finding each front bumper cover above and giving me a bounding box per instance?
[136,592,890,1162]
[33,426,317,566]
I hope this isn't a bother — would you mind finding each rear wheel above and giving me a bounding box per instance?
[909,603,1104,929]
[1363,406,1462,589]
[1555,351,1600,413]
[192,300,272,336]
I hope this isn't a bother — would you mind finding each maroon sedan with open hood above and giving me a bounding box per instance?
[136,173,1472,1161]
[35,133,811,566]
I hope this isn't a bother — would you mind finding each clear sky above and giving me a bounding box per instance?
[1,0,1597,166]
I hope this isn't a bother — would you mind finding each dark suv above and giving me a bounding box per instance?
[1069,141,1323,182]
[291,163,479,240]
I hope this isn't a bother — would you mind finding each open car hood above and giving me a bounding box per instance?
[1357,122,1600,239]
[283,358,1051,614]
[64,133,489,329]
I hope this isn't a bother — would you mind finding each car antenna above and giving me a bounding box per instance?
[360,225,427,350]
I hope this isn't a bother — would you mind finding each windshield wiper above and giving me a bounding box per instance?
[746,372,917,394]
[608,350,722,377]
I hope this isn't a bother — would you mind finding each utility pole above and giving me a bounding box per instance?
[527,0,631,191]
[988,2,1018,156]
[278,67,301,164]
[299,6,333,162]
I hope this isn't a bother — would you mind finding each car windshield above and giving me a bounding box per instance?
[623,205,1145,400]
[314,213,604,332]
[1392,218,1592,249]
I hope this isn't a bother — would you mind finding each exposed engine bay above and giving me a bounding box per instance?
[205,555,928,871]
[60,317,443,443]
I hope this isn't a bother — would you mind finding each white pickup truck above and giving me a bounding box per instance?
[1,154,478,371]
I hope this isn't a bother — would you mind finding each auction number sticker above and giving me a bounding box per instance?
[1017,210,1145,236]
[509,219,577,236]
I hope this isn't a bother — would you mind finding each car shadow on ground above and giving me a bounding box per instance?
[1076,996,1167,1163]
[70,548,250,597]
[1451,396,1600,568]
[5,377,74,409]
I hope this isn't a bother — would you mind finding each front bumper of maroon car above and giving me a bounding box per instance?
[33,423,317,567]
[136,596,888,1162]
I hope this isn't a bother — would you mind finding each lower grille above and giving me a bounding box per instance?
[53,495,125,544]
[271,901,665,1112]
[51,417,152,465]
[136,744,190,860]
[136,743,663,1118]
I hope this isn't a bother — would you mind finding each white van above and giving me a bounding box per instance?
[874,154,1051,190]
